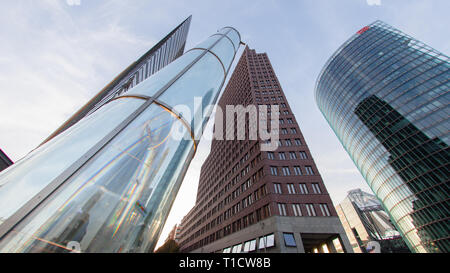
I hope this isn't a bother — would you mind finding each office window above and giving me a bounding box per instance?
[291,128,297,134]
[279,119,285,125]
[306,204,316,216]
[294,138,302,146]
[270,166,278,176]
[259,234,275,249]
[283,233,297,247]
[278,203,287,216]
[305,166,314,175]
[299,183,308,194]
[320,204,331,216]
[312,183,322,194]
[243,239,257,252]
[232,243,243,253]
[289,152,297,159]
[282,167,291,176]
[293,166,302,176]
[274,183,282,194]
[287,183,296,194]
[299,151,308,160]
[292,204,302,216]
[279,152,286,160]
[281,128,288,135]
[285,139,292,146]
[287,118,293,124]
[267,152,275,160]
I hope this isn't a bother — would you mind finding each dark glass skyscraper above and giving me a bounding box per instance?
[42,16,192,143]
[316,21,449,253]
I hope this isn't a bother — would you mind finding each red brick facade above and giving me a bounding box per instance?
[178,47,337,252]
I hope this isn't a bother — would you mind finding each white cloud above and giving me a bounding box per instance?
[66,0,81,6]
[0,1,156,161]
[366,0,382,6]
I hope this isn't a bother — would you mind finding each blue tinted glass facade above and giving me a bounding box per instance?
[316,21,449,253]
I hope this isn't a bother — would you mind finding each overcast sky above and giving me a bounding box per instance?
[0,0,448,249]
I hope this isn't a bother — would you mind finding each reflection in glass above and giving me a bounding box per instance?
[315,21,449,253]
[0,103,192,253]
[0,99,143,223]
[0,26,240,253]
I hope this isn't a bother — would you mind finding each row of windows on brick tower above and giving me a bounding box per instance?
[177,47,346,253]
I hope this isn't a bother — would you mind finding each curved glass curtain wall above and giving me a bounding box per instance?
[315,21,449,253]
[0,27,240,253]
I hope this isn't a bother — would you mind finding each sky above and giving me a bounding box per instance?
[0,0,448,250]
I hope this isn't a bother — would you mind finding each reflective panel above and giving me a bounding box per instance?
[0,98,144,223]
[0,26,241,253]
[124,50,202,98]
[158,51,225,138]
[210,37,235,70]
[218,27,240,50]
[0,103,193,253]
[194,35,222,51]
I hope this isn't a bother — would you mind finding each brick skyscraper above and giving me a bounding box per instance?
[178,47,352,253]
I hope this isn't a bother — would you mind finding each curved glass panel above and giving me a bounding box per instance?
[0,103,194,253]
[218,28,240,50]
[194,35,221,51]
[0,26,240,253]
[315,21,450,253]
[124,50,202,98]
[0,98,144,223]
[158,51,225,139]
[210,36,235,70]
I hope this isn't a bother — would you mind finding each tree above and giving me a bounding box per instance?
[154,239,180,253]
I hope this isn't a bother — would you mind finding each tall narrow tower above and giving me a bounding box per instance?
[178,47,352,253]
[0,25,241,253]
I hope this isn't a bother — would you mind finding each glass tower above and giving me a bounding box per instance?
[42,16,192,144]
[315,21,449,253]
[0,26,241,253]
